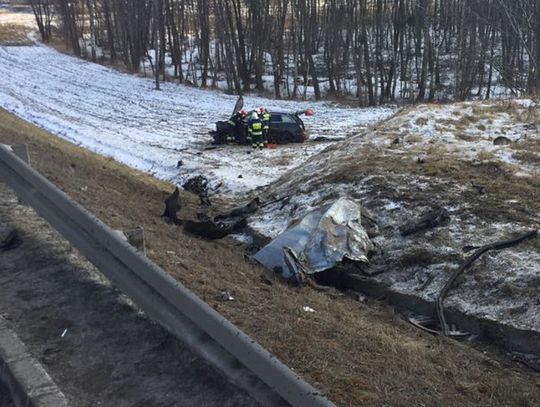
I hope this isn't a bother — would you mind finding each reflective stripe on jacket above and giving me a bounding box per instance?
[248,120,263,136]
[262,112,271,129]
[228,113,240,126]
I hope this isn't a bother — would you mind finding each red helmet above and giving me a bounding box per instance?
[239,109,247,116]
[259,107,265,113]
[305,108,315,116]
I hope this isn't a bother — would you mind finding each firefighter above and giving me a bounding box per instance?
[226,109,247,143]
[236,109,249,144]
[235,109,248,145]
[260,107,271,145]
[248,111,264,149]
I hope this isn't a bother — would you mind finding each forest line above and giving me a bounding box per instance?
[31,0,540,105]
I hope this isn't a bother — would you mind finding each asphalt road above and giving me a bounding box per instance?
[0,183,260,407]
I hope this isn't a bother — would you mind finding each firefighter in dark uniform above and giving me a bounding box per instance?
[260,107,271,146]
[248,111,264,149]
[226,109,247,143]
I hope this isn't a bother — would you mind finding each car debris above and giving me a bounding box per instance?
[218,290,235,301]
[436,229,538,336]
[312,136,345,142]
[215,198,260,220]
[182,175,210,206]
[253,198,374,282]
[407,314,471,339]
[183,217,247,240]
[183,197,263,240]
[162,187,182,224]
[399,207,450,236]
[493,135,512,145]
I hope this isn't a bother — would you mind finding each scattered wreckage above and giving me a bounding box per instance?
[161,181,260,240]
[161,183,540,356]
[162,187,377,284]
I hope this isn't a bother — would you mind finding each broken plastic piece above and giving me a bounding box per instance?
[407,314,470,339]
[219,291,234,301]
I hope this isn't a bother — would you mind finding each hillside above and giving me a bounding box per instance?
[252,99,540,337]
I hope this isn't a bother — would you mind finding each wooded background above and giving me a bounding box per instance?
[30,0,540,105]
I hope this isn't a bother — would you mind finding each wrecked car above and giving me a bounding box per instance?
[211,96,312,145]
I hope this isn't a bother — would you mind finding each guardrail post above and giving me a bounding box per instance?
[114,226,146,256]
[11,144,31,166]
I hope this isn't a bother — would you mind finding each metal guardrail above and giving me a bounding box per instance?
[0,144,336,407]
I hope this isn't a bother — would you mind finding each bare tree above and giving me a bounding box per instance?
[29,0,53,43]
[47,0,540,101]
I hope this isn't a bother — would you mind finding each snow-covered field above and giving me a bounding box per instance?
[0,43,394,196]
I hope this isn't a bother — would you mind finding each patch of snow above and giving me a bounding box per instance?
[384,201,401,211]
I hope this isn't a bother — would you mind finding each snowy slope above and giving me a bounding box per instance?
[252,100,540,238]
[252,99,540,333]
[0,44,394,196]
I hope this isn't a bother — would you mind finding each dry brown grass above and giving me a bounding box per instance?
[512,150,540,165]
[477,150,496,161]
[404,133,423,143]
[2,108,540,406]
[415,117,429,126]
[459,114,476,125]
[455,131,476,142]
[476,123,486,131]
[0,23,32,45]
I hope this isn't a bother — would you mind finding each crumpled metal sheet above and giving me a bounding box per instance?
[254,198,374,279]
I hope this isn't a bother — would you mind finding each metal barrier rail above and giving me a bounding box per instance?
[0,144,336,407]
